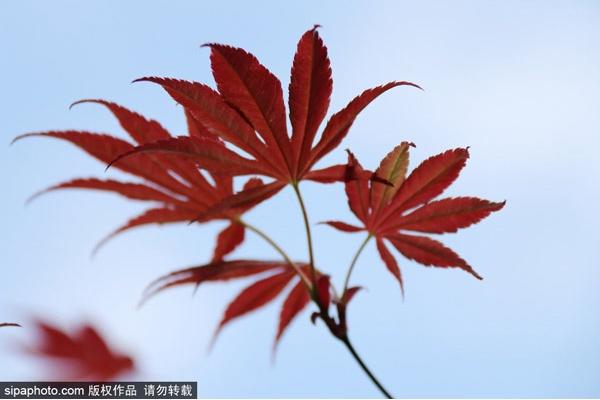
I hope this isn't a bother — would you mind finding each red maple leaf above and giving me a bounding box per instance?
[108,26,420,218]
[24,320,134,381]
[13,103,263,260]
[324,144,505,293]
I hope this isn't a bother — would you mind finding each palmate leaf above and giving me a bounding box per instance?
[25,320,134,381]
[327,145,504,289]
[121,26,420,218]
[142,260,315,352]
[14,103,265,261]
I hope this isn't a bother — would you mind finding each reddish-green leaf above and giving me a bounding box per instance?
[370,142,412,216]
[289,26,332,174]
[331,144,502,291]
[382,148,470,220]
[387,233,482,280]
[212,222,245,262]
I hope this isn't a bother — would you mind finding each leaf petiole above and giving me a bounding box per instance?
[291,182,317,284]
[238,218,312,290]
[342,233,373,297]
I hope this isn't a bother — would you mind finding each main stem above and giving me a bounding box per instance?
[240,215,392,397]
[340,335,394,399]
[290,184,393,398]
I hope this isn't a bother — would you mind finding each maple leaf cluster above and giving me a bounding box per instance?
[13,25,503,387]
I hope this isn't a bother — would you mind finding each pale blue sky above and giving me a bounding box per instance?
[1,1,600,397]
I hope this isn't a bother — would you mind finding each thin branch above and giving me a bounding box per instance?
[243,196,392,398]
[340,335,394,399]
[342,233,373,296]
[239,219,312,289]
